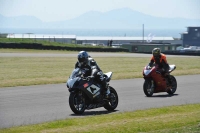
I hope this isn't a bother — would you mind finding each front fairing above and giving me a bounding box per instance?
[143,68,152,76]
[69,68,82,79]
[143,66,154,77]
[67,77,81,89]
[66,68,82,91]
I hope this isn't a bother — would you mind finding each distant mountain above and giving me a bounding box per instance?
[0,8,200,29]
[0,14,43,28]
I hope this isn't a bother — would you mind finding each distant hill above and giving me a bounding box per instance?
[0,8,199,29]
[0,14,43,28]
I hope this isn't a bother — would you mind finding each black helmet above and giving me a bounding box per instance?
[152,48,161,57]
[77,51,89,65]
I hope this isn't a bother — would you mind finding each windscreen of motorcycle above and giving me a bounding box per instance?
[67,77,80,89]
[67,68,82,88]
[69,68,82,79]
[144,69,152,76]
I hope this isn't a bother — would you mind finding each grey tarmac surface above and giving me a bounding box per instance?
[0,74,200,128]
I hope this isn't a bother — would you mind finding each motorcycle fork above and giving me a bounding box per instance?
[151,80,155,89]
[77,91,84,103]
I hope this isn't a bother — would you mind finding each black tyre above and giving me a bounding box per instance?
[143,79,154,97]
[103,86,118,111]
[69,92,86,114]
[167,75,177,94]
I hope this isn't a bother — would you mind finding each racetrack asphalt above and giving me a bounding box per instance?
[0,74,200,128]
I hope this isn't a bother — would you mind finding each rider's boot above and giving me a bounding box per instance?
[98,72,110,99]
[105,84,110,98]
[102,80,110,99]
[166,74,172,86]
[164,74,172,91]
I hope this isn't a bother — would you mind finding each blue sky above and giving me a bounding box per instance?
[0,0,200,22]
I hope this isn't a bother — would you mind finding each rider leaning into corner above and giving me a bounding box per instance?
[75,51,111,98]
[147,48,172,86]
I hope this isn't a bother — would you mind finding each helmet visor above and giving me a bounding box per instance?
[153,53,160,59]
[78,57,87,65]
[78,57,85,63]
[153,53,159,57]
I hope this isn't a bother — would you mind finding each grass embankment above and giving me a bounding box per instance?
[0,55,200,87]
[0,104,199,133]
[0,38,105,48]
[0,48,77,53]
[0,38,74,46]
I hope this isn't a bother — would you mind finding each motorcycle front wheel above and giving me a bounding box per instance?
[69,91,86,114]
[103,86,118,111]
[167,75,177,94]
[143,79,154,97]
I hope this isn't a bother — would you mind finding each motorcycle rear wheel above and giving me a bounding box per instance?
[103,86,118,111]
[143,79,154,97]
[167,75,177,94]
[69,91,86,114]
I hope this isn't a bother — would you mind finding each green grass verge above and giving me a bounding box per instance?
[0,38,106,48]
[0,48,126,53]
[0,48,78,53]
[0,56,200,88]
[0,104,199,133]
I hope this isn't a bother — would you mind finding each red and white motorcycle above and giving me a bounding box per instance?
[142,64,177,97]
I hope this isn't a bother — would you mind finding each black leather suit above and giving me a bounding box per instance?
[75,57,106,89]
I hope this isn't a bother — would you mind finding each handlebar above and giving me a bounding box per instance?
[82,76,94,81]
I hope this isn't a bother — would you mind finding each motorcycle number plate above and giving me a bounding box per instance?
[86,85,100,95]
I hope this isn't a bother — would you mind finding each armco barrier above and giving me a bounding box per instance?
[0,43,129,52]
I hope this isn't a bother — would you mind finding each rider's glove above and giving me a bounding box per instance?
[161,68,165,72]
[156,68,165,74]
[147,66,151,69]
[97,71,103,75]
[86,76,94,81]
